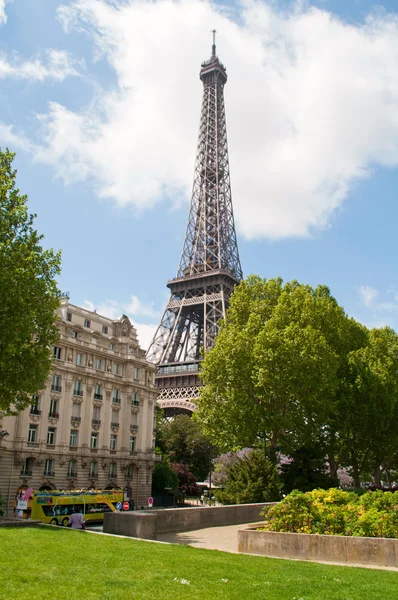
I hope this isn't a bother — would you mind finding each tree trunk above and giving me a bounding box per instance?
[351,456,361,489]
[328,454,338,480]
[373,464,381,488]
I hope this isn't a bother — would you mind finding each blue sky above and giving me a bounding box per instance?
[1,0,398,349]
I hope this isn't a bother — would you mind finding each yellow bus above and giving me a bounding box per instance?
[28,489,123,526]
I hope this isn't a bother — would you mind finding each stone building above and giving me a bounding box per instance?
[0,296,158,515]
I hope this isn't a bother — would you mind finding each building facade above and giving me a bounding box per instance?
[0,296,158,515]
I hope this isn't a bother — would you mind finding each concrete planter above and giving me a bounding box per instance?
[237,526,398,568]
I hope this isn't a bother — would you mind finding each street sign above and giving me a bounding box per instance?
[148,497,154,507]
[123,501,130,511]
[116,502,122,510]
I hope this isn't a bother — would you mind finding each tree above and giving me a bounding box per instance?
[338,327,398,487]
[171,463,200,496]
[0,149,61,414]
[152,459,178,494]
[214,449,282,505]
[156,414,217,480]
[280,444,338,494]
[197,276,367,462]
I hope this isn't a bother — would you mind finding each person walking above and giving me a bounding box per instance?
[68,507,86,530]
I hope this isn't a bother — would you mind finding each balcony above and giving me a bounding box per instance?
[48,412,59,419]
[92,419,101,425]
[89,472,98,478]
[51,385,62,393]
[67,472,77,478]
[71,416,81,423]
[44,471,55,477]
[111,422,119,428]
[130,425,138,432]
[73,390,83,397]
[27,441,39,448]
[131,400,140,407]
[94,393,103,400]
[20,470,32,476]
[30,408,41,416]
[112,398,121,404]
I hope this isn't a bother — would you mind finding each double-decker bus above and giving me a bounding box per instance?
[20,489,123,526]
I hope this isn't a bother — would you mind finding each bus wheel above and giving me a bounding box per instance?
[50,518,58,526]
[62,517,69,527]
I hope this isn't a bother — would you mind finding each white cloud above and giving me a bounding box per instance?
[0,122,34,152]
[358,285,379,308]
[5,0,398,239]
[0,0,11,25]
[82,296,159,350]
[0,49,81,81]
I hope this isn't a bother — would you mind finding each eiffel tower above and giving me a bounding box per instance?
[146,33,243,417]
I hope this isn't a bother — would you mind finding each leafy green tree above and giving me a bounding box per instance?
[0,149,61,414]
[215,449,282,505]
[339,327,398,487]
[156,414,217,480]
[152,459,179,494]
[198,276,366,463]
[280,444,338,494]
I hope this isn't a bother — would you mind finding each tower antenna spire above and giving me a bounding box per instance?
[211,29,217,57]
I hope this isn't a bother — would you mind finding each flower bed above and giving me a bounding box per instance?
[260,488,398,538]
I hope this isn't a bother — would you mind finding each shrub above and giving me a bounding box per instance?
[261,489,398,538]
[214,449,282,505]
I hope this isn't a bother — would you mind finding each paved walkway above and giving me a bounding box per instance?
[157,522,257,553]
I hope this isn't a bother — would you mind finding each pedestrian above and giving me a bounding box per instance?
[129,498,135,511]
[68,506,86,530]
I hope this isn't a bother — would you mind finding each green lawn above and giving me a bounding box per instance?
[0,528,397,599]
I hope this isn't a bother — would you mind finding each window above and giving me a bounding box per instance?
[112,389,121,403]
[51,375,61,392]
[110,434,117,450]
[111,409,119,425]
[126,464,133,479]
[152,438,156,450]
[74,380,83,396]
[133,367,140,380]
[21,457,32,476]
[109,343,115,351]
[53,346,62,360]
[47,427,56,445]
[30,395,40,415]
[113,363,120,375]
[68,460,77,477]
[109,463,116,478]
[91,432,98,449]
[49,398,58,417]
[92,406,101,422]
[44,458,54,476]
[28,424,37,443]
[129,437,136,453]
[72,330,78,339]
[70,429,78,447]
[89,461,98,477]
[102,325,108,334]
[94,383,102,400]
[84,319,91,328]
[95,358,103,370]
[76,353,84,366]
[67,311,72,322]
[132,391,139,406]
[72,403,81,418]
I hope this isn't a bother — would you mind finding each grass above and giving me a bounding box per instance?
[0,528,397,599]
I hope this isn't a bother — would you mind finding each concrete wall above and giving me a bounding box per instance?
[237,527,398,568]
[104,503,274,540]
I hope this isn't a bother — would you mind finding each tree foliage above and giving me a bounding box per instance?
[0,149,61,414]
[198,276,398,488]
[152,459,179,494]
[214,449,282,505]
[156,414,217,480]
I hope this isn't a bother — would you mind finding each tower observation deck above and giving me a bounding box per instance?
[146,35,243,417]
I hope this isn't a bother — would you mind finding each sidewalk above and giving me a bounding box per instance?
[157,522,257,553]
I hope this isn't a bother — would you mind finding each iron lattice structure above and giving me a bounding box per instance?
[146,38,242,416]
